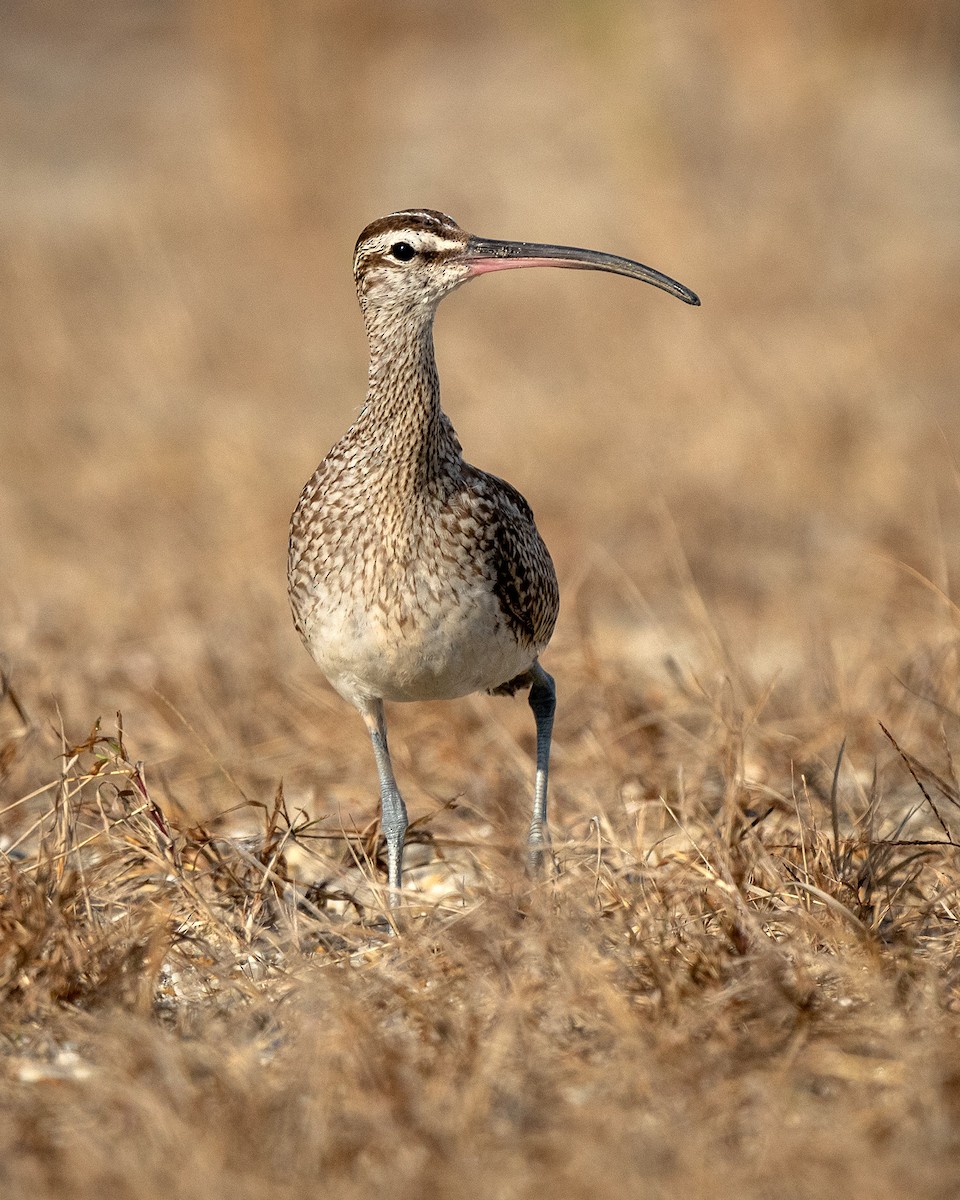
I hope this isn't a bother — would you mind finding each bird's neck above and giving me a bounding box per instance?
[355,307,463,491]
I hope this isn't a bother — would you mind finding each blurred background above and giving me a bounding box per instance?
[2,0,959,826]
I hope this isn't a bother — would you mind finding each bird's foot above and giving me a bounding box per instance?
[526,826,555,879]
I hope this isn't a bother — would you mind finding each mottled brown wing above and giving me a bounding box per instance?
[459,467,559,652]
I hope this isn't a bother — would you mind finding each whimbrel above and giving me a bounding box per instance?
[288,209,699,904]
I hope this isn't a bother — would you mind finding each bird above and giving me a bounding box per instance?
[288,209,699,906]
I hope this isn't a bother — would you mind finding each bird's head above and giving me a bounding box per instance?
[353,209,700,322]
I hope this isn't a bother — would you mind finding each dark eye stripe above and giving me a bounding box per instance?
[353,241,448,272]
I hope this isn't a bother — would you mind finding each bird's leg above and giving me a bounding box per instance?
[360,700,408,906]
[526,662,556,875]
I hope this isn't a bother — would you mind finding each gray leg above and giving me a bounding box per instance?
[526,662,556,874]
[360,700,407,906]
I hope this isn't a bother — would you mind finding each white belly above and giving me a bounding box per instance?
[300,578,535,707]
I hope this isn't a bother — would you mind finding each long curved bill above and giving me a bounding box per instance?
[462,236,700,306]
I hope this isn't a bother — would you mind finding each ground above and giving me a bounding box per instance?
[3,3,960,1197]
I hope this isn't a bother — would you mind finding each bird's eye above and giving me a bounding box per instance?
[390,242,416,262]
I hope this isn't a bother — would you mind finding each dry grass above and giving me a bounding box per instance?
[3,1,960,1196]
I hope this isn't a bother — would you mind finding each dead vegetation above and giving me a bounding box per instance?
[5,640,960,1198]
[3,1,960,1197]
